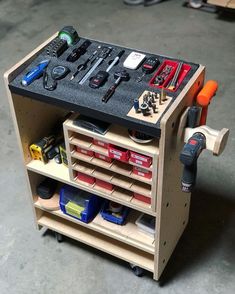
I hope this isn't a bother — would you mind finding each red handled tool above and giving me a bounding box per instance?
[196,80,218,125]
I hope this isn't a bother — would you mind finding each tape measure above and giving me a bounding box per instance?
[58,26,79,45]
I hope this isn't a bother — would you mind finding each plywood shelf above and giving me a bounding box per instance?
[90,144,109,156]
[65,116,159,157]
[69,134,92,149]
[70,136,109,157]
[38,212,154,272]
[72,152,152,185]
[34,197,155,254]
[27,160,155,216]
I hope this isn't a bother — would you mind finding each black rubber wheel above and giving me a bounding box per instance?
[189,0,203,8]
[55,232,63,243]
[130,265,144,277]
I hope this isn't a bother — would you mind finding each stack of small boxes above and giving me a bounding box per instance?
[75,137,153,205]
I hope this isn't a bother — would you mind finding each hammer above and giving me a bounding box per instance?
[102,70,130,103]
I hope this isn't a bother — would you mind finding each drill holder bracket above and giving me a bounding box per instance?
[184,126,229,156]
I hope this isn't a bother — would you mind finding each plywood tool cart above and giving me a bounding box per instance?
[4,27,229,281]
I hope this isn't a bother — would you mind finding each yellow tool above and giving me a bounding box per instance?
[30,135,55,163]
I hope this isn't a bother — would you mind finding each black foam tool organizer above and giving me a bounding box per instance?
[9,36,199,138]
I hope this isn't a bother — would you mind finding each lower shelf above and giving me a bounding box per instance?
[35,197,155,254]
[38,212,155,272]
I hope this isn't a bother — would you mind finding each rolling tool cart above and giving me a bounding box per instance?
[4,27,229,281]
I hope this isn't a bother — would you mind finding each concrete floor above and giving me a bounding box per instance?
[0,0,235,293]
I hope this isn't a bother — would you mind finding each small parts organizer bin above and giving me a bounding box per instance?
[60,184,102,223]
[63,114,159,214]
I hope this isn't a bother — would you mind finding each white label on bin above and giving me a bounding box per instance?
[110,149,121,156]
[132,154,148,162]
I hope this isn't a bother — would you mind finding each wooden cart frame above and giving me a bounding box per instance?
[4,34,205,280]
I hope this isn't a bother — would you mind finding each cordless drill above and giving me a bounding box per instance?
[180,132,206,193]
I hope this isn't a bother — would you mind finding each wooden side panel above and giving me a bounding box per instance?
[12,94,67,164]
[3,34,58,229]
[228,0,235,8]
[154,65,205,280]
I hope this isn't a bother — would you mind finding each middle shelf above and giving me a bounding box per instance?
[27,159,156,216]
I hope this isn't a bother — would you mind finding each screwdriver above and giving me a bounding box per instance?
[89,50,125,88]
[79,46,112,85]
[70,50,97,80]
[102,70,130,103]
[168,62,183,91]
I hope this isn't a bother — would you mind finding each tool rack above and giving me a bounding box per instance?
[4,33,207,281]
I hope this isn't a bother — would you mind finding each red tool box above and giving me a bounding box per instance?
[133,193,151,204]
[108,145,129,162]
[93,138,109,149]
[130,151,152,168]
[76,146,94,157]
[77,172,95,185]
[133,166,152,179]
[94,152,113,163]
[96,179,114,191]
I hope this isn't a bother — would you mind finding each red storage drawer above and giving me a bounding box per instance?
[130,151,152,168]
[96,179,113,191]
[133,166,152,179]
[133,193,151,204]
[93,139,109,149]
[76,146,94,157]
[94,152,113,163]
[77,172,95,185]
[108,145,129,162]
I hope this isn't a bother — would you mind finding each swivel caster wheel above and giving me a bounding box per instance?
[129,263,144,277]
[55,232,63,243]
[188,0,203,8]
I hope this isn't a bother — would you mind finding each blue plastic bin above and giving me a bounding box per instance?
[100,200,129,225]
[59,185,102,223]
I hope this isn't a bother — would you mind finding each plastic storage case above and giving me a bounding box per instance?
[76,146,94,157]
[130,151,152,168]
[93,139,109,149]
[59,185,102,223]
[108,145,129,162]
[100,201,129,225]
[133,166,152,179]
[135,213,155,237]
[94,152,113,163]
[133,193,151,204]
[77,172,96,185]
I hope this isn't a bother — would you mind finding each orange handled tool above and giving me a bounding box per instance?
[196,80,218,125]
